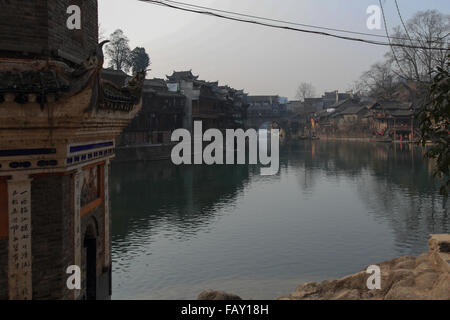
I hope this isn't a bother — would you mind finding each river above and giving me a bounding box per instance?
[110,140,449,299]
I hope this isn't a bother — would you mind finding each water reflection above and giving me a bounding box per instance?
[285,141,448,254]
[111,162,251,246]
[111,141,448,299]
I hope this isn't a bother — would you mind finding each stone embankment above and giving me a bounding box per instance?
[199,234,450,300]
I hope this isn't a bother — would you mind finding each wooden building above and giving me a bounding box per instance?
[119,78,185,146]
[369,101,417,141]
[167,71,247,131]
[247,96,283,118]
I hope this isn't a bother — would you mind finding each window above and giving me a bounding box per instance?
[80,163,104,216]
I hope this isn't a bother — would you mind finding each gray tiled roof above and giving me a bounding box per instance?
[166,70,199,81]
[247,95,279,103]
[339,106,367,115]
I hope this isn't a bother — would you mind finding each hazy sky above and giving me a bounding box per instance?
[99,0,449,99]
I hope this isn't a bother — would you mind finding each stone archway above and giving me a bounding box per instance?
[83,219,98,300]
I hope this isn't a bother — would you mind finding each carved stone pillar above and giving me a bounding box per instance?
[8,176,32,300]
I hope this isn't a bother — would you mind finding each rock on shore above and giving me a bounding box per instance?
[198,235,450,300]
[279,235,450,300]
[198,290,243,300]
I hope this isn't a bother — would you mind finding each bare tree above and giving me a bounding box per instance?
[98,23,106,42]
[296,82,316,101]
[105,29,131,72]
[360,61,398,100]
[348,79,369,97]
[388,10,450,83]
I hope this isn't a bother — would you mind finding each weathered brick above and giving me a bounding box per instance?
[0,0,98,64]
[31,175,74,300]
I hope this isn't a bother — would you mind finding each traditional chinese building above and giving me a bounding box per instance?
[322,91,353,109]
[166,71,247,131]
[217,86,248,129]
[369,101,418,141]
[166,70,200,132]
[119,78,185,146]
[247,96,281,118]
[0,0,145,300]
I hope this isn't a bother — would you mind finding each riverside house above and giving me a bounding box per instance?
[313,97,419,141]
[369,101,418,141]
[166,71,247,132]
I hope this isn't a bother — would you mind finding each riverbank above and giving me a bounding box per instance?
[315,136,373,142]
[314,136,418,143]
[199,235,450,300]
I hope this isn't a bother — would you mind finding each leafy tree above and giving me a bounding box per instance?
[105,29,131,72]
[130,47,150,74]
[418,54,450,196]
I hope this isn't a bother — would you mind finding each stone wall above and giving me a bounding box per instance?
[0,1,48,57]
[31,174,74,300]
[30,172,110,300]
[0,0,98,64]
[47,0,99,63]
[0,174,74,300]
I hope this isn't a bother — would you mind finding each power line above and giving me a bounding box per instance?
[151,0,447,44]
[393,1,450,44]
[139,0,449,51]
[379,0,404,69]
[393,0,429,78]
[394,0,414,44]
[380,0,415,81]
[160,0,420,42]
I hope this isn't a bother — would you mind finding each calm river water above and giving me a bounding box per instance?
[110,141,449,299]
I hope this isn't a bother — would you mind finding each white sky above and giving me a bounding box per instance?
[99,0,449,99]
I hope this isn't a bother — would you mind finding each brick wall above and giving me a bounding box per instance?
[0,1,48,57]
[47,0,99,63]
[0,239,7,299]
[21,170,109,300]
[0,0,98,64]
[31,174,74,300]
[0,172,110,300]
